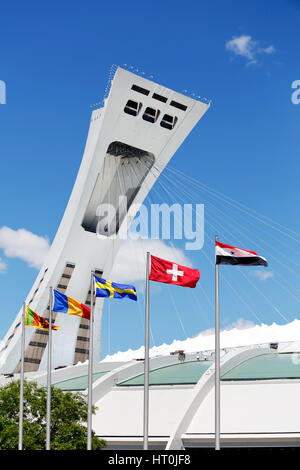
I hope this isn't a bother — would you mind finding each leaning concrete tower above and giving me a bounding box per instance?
[0,67,210,373]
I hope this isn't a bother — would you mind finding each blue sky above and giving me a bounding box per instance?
[0,0,299,357]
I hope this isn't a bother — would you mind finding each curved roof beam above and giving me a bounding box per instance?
[166,346,271,450]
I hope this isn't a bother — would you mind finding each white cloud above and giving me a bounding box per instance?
[223,318,255,330]
[0,226,50,269]
[225,35,275,65]
[259,45,276,55]
[0,258,7,273]
[110,238,192,285]
[253,270,274,281]
[226,35,257,61]
[102,318,300,362]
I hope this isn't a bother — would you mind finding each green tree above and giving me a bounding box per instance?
[0,379,106,450]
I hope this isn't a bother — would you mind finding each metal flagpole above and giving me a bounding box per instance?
[143,251,150,450]
[46,286,53,450]
[215,235,220,450]
[87,271,95,450]
[18,302,26,450]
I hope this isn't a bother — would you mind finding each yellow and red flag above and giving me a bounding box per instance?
[25,306,59,331]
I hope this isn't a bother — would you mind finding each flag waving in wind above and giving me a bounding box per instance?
[214,238,268,449]
[142,251,199,450]
[25,306,59,330]
[149,255,200,288]
[215,241,268,267]
[94,275,137,301]
[52,290,90,319]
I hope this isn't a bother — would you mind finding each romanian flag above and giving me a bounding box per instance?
[25,306,59,331]
[52,289,90,319]
[94,275,137,301]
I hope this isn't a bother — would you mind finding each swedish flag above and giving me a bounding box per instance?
[94,275,137,301]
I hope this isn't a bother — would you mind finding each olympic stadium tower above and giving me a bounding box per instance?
[0,67,210,374]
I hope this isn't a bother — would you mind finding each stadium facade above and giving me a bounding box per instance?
[1,341,300,449]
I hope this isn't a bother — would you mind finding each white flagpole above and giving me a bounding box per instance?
[87,271,95,450]
[46,286,53,450]
[143,251,150,450]
[215,235,220,450]
[18,302,26,450]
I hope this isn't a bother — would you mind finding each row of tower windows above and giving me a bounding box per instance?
[131,84,188,111]
[124,99,177,130]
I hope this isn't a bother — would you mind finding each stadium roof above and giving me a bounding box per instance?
[53,370,111,391]
[117,360,213,386]
[2,342,300,449]
[222,353,300,381]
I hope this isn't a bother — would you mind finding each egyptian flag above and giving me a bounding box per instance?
[215,241,268,267]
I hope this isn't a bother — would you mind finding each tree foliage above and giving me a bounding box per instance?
[0,379,106,450]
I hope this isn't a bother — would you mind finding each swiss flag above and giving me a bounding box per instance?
[149,255,200,288]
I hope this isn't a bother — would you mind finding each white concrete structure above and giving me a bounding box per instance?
[4,341,300,449]
[0,67,210,374]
